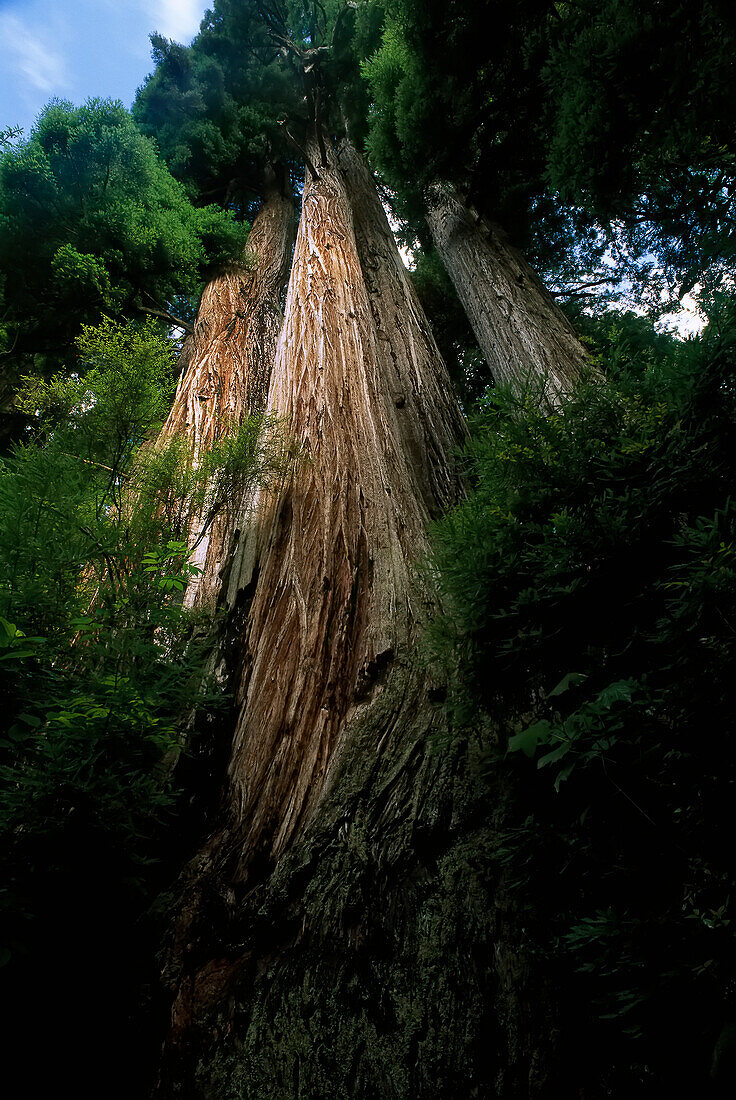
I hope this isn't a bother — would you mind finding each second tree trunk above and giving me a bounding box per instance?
[425,180,591,399]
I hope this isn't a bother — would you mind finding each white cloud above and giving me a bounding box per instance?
[151,0,203,43]
[0,11,69,94]
[657,285,707,339]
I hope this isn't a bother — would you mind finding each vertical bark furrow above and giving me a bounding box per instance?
[214,138,463,877]
[160,142,470,1095]
[339,140,466,517]
[425,180,592,400]
[161,187,295,448]
[157,186,295,610]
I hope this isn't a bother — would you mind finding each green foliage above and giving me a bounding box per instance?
[429,302,736,1093]
[0,126,22,149]
[359,0,736,305]
[0,315,279,973]
[545,0,736,287]
[359,0,569,253]
[5,4,736,1092]
[71,317,175,460]
[0,98,247,435]
[134,1,384,211]
[134,4,300,209]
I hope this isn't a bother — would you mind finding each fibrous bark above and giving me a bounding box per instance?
[157,183,294,609]
[337,139,465,519]
[162,185,294,447]
[158,142,560,1100]
[425,180,591,400]
[211,133,463,875]
[157,136,470,1086]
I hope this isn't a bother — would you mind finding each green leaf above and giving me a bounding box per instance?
[17,713,41,728]
[537,741,571,769]
[596,680,635,708]
[548,672,587,698]
[508,720,552,758]
[0,648,36,662]
[0,616,19,643]
[553,760,577,792]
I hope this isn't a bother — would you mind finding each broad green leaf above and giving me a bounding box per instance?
[508,720,552,758]
[548,672,587,698]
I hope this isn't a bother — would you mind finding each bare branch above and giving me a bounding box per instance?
[314,88,329,168]
[551,276,619,300]
[278,119,320,180]
[135,297,194,334]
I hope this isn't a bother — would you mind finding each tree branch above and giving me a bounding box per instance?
[314,87,329,168]
[279,119,320,180]
[551,276,619,300]
[135,298,194,334]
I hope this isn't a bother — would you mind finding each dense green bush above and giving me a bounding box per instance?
[0,316,282,1092]
[429,302,736,1095]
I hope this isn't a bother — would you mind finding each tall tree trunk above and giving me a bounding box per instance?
[157,183,294,610]
[155,136,470,1091]
[183,131,463,879]
[425,180,591,399]
[157,142,559,1100]
[337,138,465,518]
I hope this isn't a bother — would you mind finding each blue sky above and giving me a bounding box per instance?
[1,0,208,136]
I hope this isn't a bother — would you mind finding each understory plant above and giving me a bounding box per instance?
[0,316,281,977]
[429,301,736,1095]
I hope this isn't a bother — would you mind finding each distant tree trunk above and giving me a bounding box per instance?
[0,372,25,454]
[425,180,591,399]
[157,181,294,609]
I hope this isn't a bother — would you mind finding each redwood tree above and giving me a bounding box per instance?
[3,3,736,1097]
[132,1,585,1091]
[423,182,590,397]
[157,121,474,1091]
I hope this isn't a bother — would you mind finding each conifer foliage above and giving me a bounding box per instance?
[2,2,736,1098]
[429,305,736,1094]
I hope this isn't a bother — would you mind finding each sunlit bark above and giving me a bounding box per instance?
[157,184,294,609]
[219,135,463,870]
[159,137,467,1090]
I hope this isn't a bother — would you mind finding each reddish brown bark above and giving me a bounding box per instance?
[214,136,463,873]
[159,129,463,982]
[157,139,470,1095]
[161,186,294,448]
[156,184,294,609]
[338,139,465,518]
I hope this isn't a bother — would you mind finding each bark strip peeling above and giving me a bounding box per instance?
[161,186,294,449]
[157,185,294,609]
[338,139,466,518]
[210,136,464,876]
[425,180,592,400]
[159,140,466,1090]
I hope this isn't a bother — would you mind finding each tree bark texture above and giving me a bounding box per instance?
[337,139,465,518]
[158,143,559,1099]
[157,185,294,609]
[205,133,464,876]
[425,180,592,400]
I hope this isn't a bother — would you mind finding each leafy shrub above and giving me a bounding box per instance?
[429,301,736,1095]
[0,312,287,1090]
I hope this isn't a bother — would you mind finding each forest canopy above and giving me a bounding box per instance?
[2,3,736,1098]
